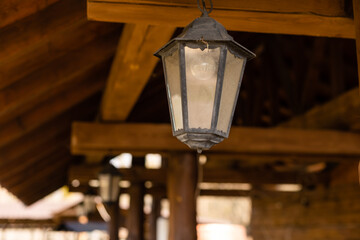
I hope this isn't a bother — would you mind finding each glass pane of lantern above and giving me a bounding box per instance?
[216,50,245,134]
[164,47,183,131]
[185,46,220,129]
[99,174,111,202]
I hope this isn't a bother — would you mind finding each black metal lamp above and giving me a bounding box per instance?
[155,0,255,153]
[98,163,122,204]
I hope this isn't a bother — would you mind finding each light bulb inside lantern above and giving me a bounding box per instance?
[190,53,217,80]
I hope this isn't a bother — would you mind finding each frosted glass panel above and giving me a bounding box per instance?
[216,50,245,134]
[164,48,183,131]
[185,47,220,129]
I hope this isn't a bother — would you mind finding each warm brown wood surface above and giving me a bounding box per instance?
[167,153,197,240]
[127,183,145,240]
[101,24,175,121]
[251,162,360,240]
[281,88,360,130]
[0,67,108,148]
[87,0,354,38]
[0,0,60,28]
[0,0,87,89]
[0,34,117,126]
[354,0,360,91]
[71,122,360,156]
[68,164,327,187]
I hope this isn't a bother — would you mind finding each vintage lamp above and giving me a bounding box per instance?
[155,0,255,152]
[98,163,122,204]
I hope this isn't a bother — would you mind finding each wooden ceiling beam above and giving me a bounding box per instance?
[68,164,324,187]
[280,88,360,130]
[101,24,175,121]
[87,0,354,38]
[0,0,60,28]
[0,31,119,126]
[353,0,360,92]
[71,122,360,156]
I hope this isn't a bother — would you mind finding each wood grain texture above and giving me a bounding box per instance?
[280,88,360,130]
[0,94,98,168]
[251,162,360,240]
[71,122,360,156]
[251,185,360,239]
[167,153,197,240]
[127,182,145,240]
[0,32,119,126]
[0,0,60,28]
[354,0,360,91]
[0,66,108,148]
[87,0,354,38]
[0,20,119,94]
[101,24,175,121]
[0,0,86,66]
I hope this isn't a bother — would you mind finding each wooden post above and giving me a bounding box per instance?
[127,157,145,240]
[127,183,145,240]
[354,0,360,93]
[148,195,162,240]
[106,202,120,240]
[167,153,198,240]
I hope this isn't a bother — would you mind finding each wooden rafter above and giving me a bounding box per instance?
[281,88,360,130]
[101,24,175,121]
[87,0,354,38]
[71,122,360,156]
[354,0,360,91]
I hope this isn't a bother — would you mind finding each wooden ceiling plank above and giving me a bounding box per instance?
[0,0,86,68]
[87,0,354,38]
[0,63,110,148]
[0,93,99,166]
[22,177,65,206]
[0,0,60,28]
[1,144,69,190]
[1,20,119,93]
[353,0,360,92]
[280,88,360,130]
[71,122,360,156]
[0,31,120,125]
[18,161,70,206]
[101,24,175,121]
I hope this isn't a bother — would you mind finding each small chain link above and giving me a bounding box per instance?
[197,0,213,16]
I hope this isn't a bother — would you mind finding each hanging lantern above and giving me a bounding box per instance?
[155,0,255,152]
[98,163,122,204]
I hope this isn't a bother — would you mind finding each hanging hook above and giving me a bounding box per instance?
[197,0,213,16]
